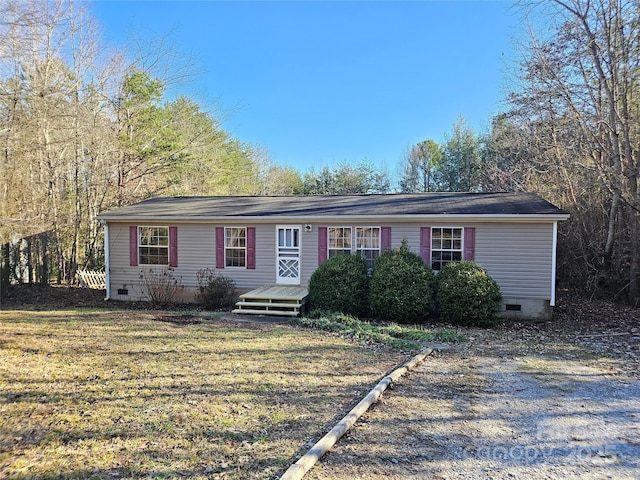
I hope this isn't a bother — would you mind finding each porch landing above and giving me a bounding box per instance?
[232,285,309,317]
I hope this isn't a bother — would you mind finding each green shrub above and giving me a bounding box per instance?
[370,240,436,322]
[297,311,467,349]
[196,268,237,309]
[436,261,502,327]
[308,253,370,317]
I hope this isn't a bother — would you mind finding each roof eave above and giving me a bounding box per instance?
[98,213,570,223]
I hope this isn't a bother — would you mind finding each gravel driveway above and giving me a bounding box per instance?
[304,322,640,480]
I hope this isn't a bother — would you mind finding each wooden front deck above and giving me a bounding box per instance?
[232,285,309,317]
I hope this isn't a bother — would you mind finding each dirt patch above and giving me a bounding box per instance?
[304,293,640,479]
[152,313,203,325]
[0,284,198,312]
[2,284,107,309]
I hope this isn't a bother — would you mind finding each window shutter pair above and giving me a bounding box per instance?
[317,226,391,264]
[215,227,256,269]
[129,226,178,267]
[419,226,476,265]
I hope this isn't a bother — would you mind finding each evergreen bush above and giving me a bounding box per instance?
[308,253,370,317]
[370,240,436,322]
[436,260,502,327]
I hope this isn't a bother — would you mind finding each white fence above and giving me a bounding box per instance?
[77,270,106,289]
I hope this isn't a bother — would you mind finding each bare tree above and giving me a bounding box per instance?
[503,0,640,303]
[0,0,263,286]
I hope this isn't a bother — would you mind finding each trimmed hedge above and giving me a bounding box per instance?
[436,260,502,327]
[308,253,370,316]
[370,240,436,322]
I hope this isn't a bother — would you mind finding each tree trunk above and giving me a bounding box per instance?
[629,212,640,305]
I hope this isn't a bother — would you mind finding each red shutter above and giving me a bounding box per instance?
[246,227,256,269]
[215,227,225,269]
[420,227,431,265]
[129,226,138,266]
[169,226,178,267]
[318,227,327,264]
[381,227,391,251]
[464,227,476,261]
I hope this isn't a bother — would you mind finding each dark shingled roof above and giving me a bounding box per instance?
[98,192,567,220]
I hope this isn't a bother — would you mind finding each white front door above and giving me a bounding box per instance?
[276,226,301,285]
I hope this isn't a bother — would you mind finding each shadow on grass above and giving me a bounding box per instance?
[0,308,408,480]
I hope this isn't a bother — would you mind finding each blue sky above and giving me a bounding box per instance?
[91,1,521,174]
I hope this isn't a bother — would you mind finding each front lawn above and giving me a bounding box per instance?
[0,309,407,479]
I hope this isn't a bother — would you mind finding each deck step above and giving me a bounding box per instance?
[232,308,300,317]
[235,301,303,309]
[233,285,309,317]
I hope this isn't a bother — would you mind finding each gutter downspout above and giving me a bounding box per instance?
[551,221,558,307]
[104,222,111,301]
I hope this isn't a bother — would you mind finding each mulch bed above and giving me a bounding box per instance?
[1,284,179,311]
[1,284,107,309]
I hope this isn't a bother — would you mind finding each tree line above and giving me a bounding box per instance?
[0,0,275,285]
[495,0,640,306]
[1,0,638,306]
[398,0,640,306]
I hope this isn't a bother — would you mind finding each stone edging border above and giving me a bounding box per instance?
[280,347,435,480]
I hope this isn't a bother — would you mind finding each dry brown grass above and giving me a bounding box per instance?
[0,309,406,479]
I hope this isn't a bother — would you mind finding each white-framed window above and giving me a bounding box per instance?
[139,226,169,265]
[225,227,246,267]
[327,226,381,271]
[355,227,381,271]
[328,227,352,258]
[431,227,463,271]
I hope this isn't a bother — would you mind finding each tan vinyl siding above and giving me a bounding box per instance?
[299,226,318,286]
[108,224,145,300]
[209,224,276,288]
[474,223,553,299]
[389,222,553,300]
[108,223,276,301]
[234,224,276,288]
[266,221,551,299]
[108,223,214,301]
[106,220,555,302]
[388,225,421,254]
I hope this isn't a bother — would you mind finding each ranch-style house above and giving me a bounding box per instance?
[97,192,569,319]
